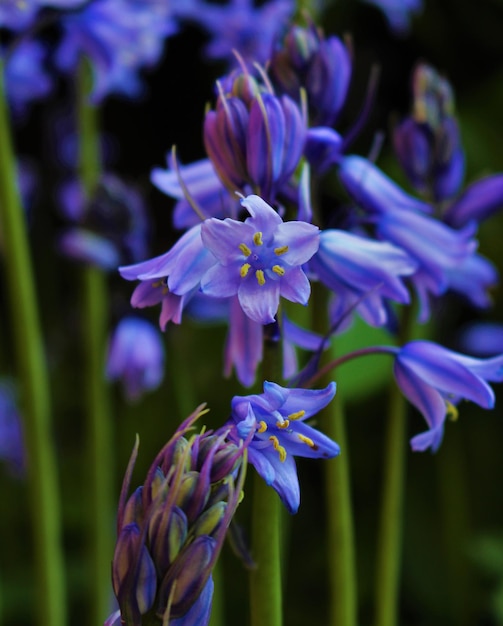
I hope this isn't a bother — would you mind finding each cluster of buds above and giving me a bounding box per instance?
[203,68,305,204]
[108,406,247,626]
[393,63,464,202]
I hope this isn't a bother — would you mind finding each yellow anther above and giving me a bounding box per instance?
[272,265,285,276]
[239,243,251,257]
[240,263,251,278]
[269,436,287,462]
[257,420,268,433]
[446,401,459,422]
[276,419,290,429]
[288,410,305,421]
[253,231,264,246]
[256,270,265,286]
[274,245,289,255]
[298,434,318,449]
[152,279,163,288]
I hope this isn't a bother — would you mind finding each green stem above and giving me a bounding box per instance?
[374,309,413,626]
[324,390,357,626]
[311,282,357,626]
[77,57,114,626]
[249,323,283,626]
[0,60,66,626]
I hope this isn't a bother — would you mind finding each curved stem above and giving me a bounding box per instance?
[305,345,394,388]
[77,57,114,626]
[0,60,66,626]
[249,320,283,626]
[374,308,414,626]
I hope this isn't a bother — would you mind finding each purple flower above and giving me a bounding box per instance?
[200,195,320,324]
[109,405,247,625]
[106,316,165,402]
[393,64,464,201]
[361,0,422,34]
[457,322,503,358]
[203,71,306,203]
[228,381,339,513]
[178,0,294,66]
[443,173,503,228]
[59,174,150,269]
[0,380,25,476]
[55,0,177,102]
[445,252,498,310]
[0,1,38,30]
[310,229,417,328]
[4,40,52,115]
[151,157,236,230]
[269,22,352,126]
[391,340,503,452]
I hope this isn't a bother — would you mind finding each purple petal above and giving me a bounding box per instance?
[238,278,280,324]
[279,266,311,305]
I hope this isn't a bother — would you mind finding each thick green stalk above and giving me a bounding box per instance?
[311,283,357,626]
[374,309,413,626]
[249,326,283,626]
[0,60,66,626]
[324,389,357,626]
[77,58,114,626]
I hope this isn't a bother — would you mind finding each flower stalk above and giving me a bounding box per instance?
[77,56,114,626]
[0,59,66,626]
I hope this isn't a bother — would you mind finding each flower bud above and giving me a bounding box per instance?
[109,405,247,625]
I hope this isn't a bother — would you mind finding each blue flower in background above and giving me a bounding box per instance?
[55,0,177,102]
[0,0,38,30]
[4,40,52,115]
[106,316,165,402]
[269,22,352,126]
[0,380,24,476]
[200,194,320,324]
[361,0,422,35]
[177,0,294,66]
[390,341,503,452]
[457,322,503,358]
[229,381,339,513]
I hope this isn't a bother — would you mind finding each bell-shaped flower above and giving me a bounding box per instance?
[269,22,352,126]
[176,0,294,66]
[200,194,320,324]
[120,223,218,327]
[391,340,503,452]
[228,381,339,513]
[445,252,498,310]
[55,0,177,102]
[309,229,417,327]
[443,173,503,228]
[151,156,236,230]
[109,405,247,625]
[204,71,306,203]
[105,316,165,402]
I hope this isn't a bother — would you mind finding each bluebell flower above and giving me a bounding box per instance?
[0,0,38,30]
[0,380,25,476]
[151,157,236,230]
[361,0,422,35]
[309,229,417,328]
[177,0,294,66]
[393,64,464,201]
[337,155,477,321]
[228,381,339,513]
[4,40,52,115]
[106,316,165,402]
[120,223,218,327]
[107,405,247,626]
[390,340,503,452]
[457,322,503,358]
[200,194,320,324]
[443,173,503,228]
[59,174,149,269]
[55,0,177,102]
[269,22,352,126]
[445,252,498,310]
[204,70,306,203]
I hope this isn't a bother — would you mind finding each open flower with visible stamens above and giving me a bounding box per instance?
[228,381,339,514]
[200,194,320,324]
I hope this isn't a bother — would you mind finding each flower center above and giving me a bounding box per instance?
[238,232,288,286]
